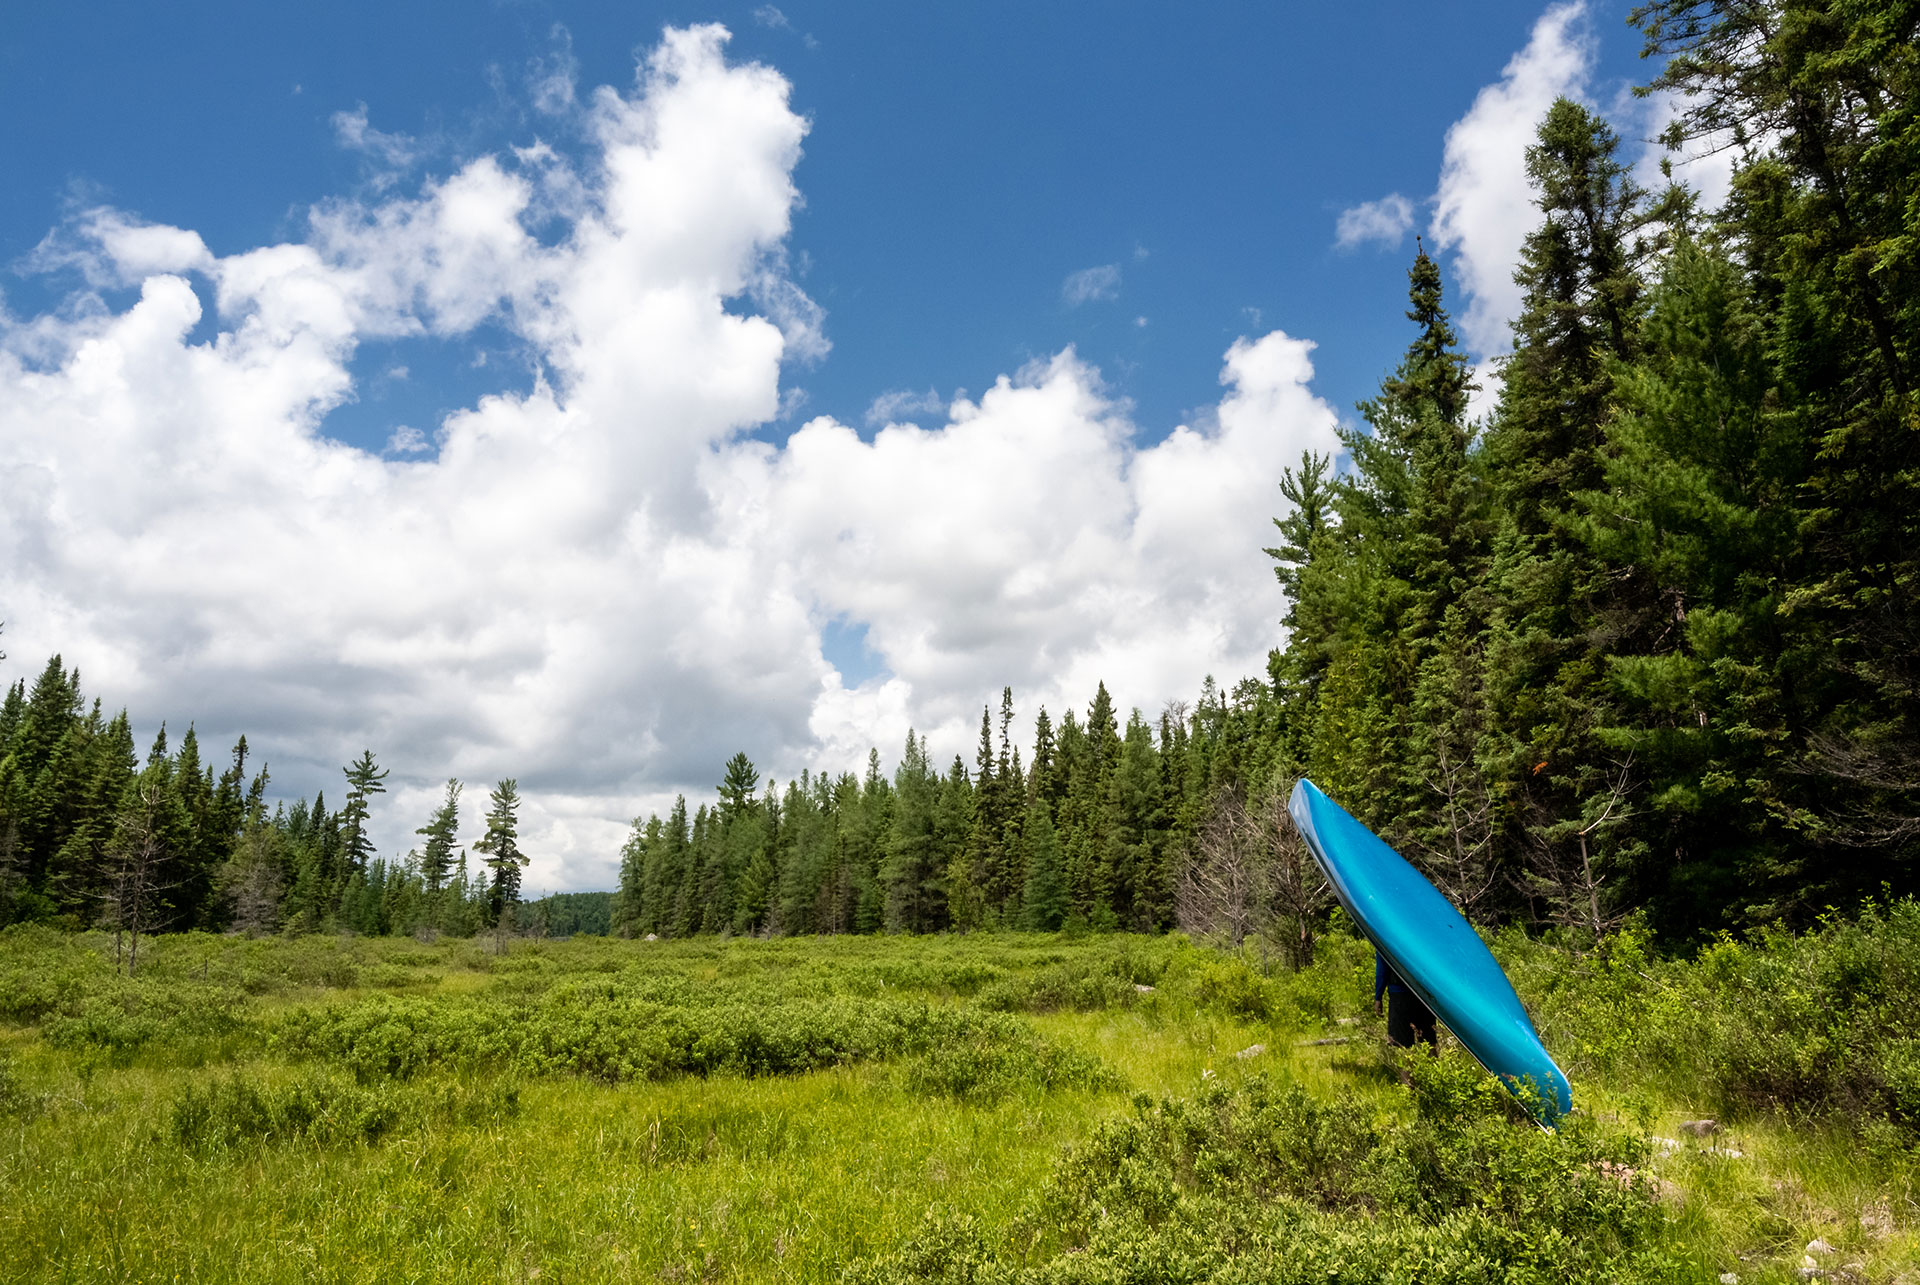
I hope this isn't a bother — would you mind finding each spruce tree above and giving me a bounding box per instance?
[473,779,527,924]
[1478,98,1651,928]
[339,750,389,881]
[1020,803,1068,930]
[882,731,940,932]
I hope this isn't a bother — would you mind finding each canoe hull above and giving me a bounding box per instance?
[1288,778,1572,1122]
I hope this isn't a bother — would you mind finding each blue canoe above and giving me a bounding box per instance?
[1288,778,1572,1123]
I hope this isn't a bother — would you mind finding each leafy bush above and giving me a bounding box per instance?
[854,1056,1681,1284]
[274,990,1113,1091]
[1514,899,1920,1133]
[902,1020,1118,1101]
[167,1071,519,1151]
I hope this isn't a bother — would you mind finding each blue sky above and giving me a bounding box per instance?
[5,1,1659,447]
[0,3,1711,888]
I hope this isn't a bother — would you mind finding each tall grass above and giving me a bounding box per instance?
[1,916,1915,1281]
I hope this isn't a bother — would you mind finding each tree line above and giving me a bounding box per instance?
[0,653,535,949]
[607,679,1287,940]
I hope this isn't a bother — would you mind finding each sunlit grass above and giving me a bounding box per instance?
[1,926,1915,1282]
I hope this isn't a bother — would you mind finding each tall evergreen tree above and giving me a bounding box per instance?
[414,778,462,930]
[1478,97,1651,928]
[473,779,527,923]
[1020,803,1068,930]
[1633,0,1920,881]
[339,750,389,881]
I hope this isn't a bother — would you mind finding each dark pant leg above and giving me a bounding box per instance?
[1386,990,1437,1050]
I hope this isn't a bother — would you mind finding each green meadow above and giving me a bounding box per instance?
[1,916,1916,1283]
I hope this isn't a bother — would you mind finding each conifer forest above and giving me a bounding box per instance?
[4,6,1920,1281]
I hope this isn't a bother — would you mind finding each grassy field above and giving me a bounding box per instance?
[1,920,1916,1283]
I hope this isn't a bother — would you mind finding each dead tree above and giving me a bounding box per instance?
[103,780,178,974]
[1518,755,1635,939]
[1178,786,1331,971]
[220,826,285,937]
[1404,727,1502,919]
[1251,788,1331,972]
[1178,789,1265,951]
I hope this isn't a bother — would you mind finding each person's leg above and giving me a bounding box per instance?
[1388,991,1439,1064]
[1411,1006,1438,1052]
[1386,990,1415,1048]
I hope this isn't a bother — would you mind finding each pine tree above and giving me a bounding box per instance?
[473,779,527,924]
[1578,240,1817,928]
[1631,0,1920,882]
[1020,802,1068,930]
[1478,97,1651,928]
[717,752,759,819]
[625,818,672,937]
[882,731,940,933]
[339,750,389,906]
[1103,709,1169,930]
[414,778,462,930]
[935,755,975,929]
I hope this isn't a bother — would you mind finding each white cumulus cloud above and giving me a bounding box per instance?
[1334,194,1415,250]
[0,25,1339,892]
[1429,1,1592,359]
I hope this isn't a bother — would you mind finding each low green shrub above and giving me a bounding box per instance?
[902,1020,1118,1101]
[1515,899,1920,1133]
[1187,956,1278,1020]
[854,1055,1682,1284]
[975,957,1139,1014]
[0,1052,42,1119]
[167,1070,520,1151]
[39,977,252,1058]
[274,990,1113,1091]
[0,924,113,1023]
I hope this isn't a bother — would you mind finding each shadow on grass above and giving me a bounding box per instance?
[1328,1049,1401,1090]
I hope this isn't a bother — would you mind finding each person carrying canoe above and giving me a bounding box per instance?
[1374,949,1437,1051]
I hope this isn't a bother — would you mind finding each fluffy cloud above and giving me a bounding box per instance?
[1429,1,1593,359]
[1334,194,1415,251]
[0,26,1338,892]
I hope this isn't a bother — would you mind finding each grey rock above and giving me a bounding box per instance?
[1134,983,1155,993]
[1236,1044,1266,1060]
[1679,1119,1721,1137]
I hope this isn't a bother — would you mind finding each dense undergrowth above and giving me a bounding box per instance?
[1,912,1916,1282]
